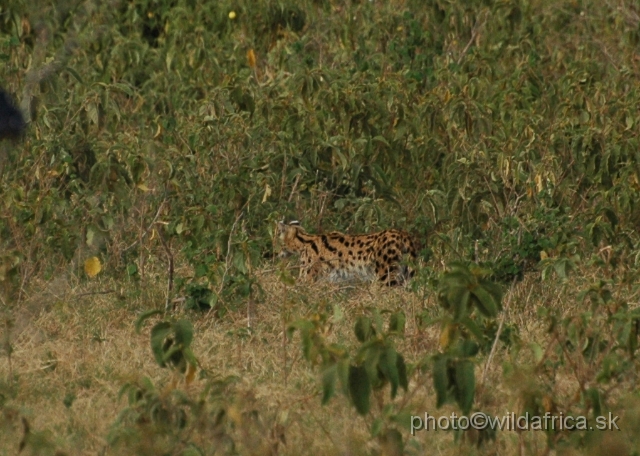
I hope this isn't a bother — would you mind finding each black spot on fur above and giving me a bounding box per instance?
[321,235,338,252]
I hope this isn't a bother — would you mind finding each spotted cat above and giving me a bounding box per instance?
[276,221,417,286]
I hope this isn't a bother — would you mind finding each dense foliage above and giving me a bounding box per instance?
[1,0,639,295]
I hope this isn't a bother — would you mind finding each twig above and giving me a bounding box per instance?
[157,227,174,313]
[288,173,301,203]
[75,289,116,297]
[282,280,288,387]
[175,131,194,155]
[122,193,167,252]
[216,210,245,298]
[483,175,503,219]
[481,277,517,385]
[481,314,505,385]
[457,10,489,65]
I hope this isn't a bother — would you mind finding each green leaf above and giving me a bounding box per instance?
[371,417,383,437]
[364,344,382,387]
[459,317,485,343]
[458,339,479,358]
[337,358,350,396]
[182,445,204,456]
[87,102,99,125]
[354,316,373,342]
[163,343,186,372]
[126,263,138,276]
[135,309,163,333]
[472,285,500,317]
[530,342,543,363]
[150,322,172,368]
[63,392,76,408]
[451,289,471,321]
[586,387,602,417]
[554,259,568,279]
[454,360,476,415]
[348,364,371,415]
[232,250,248,274]
[65,66,84,84]
[389,312,406,334]
[372,309,384,335]
[372,135,390,147]
[629,318,639,356]
[396,353,408,392]
[287,319,314,339]
[278,268,296,286]
[172,319,194,348]
[378,347,399,398]
[432,355,450,408]
[321,364,338,405]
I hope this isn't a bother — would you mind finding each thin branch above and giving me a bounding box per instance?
[217,209,245,298]
[75,289,116,297]
[457,10,489,65]
[288,173,301,203]
[157,227,174,313]
[481,277,517,385]
[122,192,167,253]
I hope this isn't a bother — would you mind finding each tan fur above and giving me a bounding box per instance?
[276,221,417,286]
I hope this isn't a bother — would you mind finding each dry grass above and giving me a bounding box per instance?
[1,265,639,455]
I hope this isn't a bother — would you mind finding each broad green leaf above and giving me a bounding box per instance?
[163,343,186,372]
[458,339,479,358]
[135,309,163,333]
[372,309,384,335]
[65,66,84,84]
[472,285,499,317]
[451,289,471,321]
[337,358,350,396]
[586,387,602,417]
[454,360,476,415]
[278,268,296,286]
[348,364,371,415]
[173,319,194,348]
[364,344,382,386]
[432,355,450,408]
[354,316,373,342]
[371,417,383,437]
[396,353,408,392]
[389,312,406,334]
[459,317,485,343]
[287,319,314,339]
[150,322,172,367]
[232,250,247,274]
[378,347,399,398]
[321,364,337,405]
[530,342,543,363]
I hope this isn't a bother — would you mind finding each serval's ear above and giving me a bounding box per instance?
[289,220,300,226]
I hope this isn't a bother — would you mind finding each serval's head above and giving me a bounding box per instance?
[276,220,305,259]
